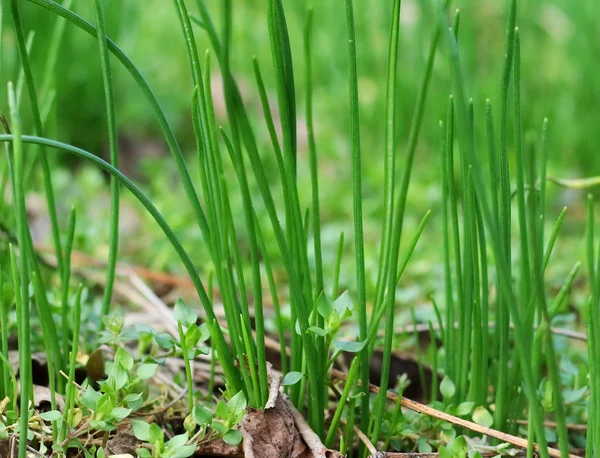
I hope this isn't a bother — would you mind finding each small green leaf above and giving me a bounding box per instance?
[223,429,242,446]
[193,405,213,425]
[39,410,62,421]
[174,298,198,328]
[307,326,328,337]
[317,292,333,319]
[440,376,456,399]
[132,420,150,441]
[136,449,152,458]
[332,290,353,315]
[154,332,175,349]
[185,324,202,348]
[333,339,366,353]
[172,445,197,458]
[149,422,163,445]
[472,406,494,427]
[450,435,468,455]
[282,371,304,386]
[166,432,189,449]
[137,363,158,380]
[215,401,229,420]
[228,391,247,421]
[115,347,134,371]
[111,407,132,421]
[455,401,474,416]
[124,392,145,410]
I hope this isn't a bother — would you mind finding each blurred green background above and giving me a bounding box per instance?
[3,0,600,298]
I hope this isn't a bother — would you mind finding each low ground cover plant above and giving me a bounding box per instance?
[0,0,597,457]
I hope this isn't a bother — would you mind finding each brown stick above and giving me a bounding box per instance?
[330,369,582,458]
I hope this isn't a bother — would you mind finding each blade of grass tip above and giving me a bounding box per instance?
[0,132,244,395]
[61,284,83,444]
[268,0,297,176]
[28,0,214,263]
[10,0,64,277]
[61,207,76,364]
[332,231,345,297]
[40,0,73,104]
[342,0,369,439]
[373,0,401,316]
[91,0,120,331]
[437,4,552,455]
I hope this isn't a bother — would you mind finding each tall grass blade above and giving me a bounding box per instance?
[91,0,120,330]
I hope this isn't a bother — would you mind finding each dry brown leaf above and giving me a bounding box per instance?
[195,438,243,457]
[106,422,140,456]
[240,367,343,458]
[33,384,65,412]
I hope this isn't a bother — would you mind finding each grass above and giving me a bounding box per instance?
[0,0,598,456]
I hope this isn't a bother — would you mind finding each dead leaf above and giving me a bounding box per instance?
[195,438,243,457]
[106,422,140,456]
[33,384,65,412]
[240,366,343,458]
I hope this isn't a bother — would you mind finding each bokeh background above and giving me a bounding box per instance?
[3,0,599,313]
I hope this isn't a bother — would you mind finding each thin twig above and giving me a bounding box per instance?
[339,417,377,455]
[330,369,582,458]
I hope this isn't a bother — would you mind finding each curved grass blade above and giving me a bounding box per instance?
[0,132,243,394]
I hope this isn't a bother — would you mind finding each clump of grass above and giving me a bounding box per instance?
[0,0,597,456]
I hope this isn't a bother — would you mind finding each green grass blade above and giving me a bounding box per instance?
[438,5,549,455]
[28,0,212,257]
[10,0,64,278]
[0,132,243,395]
[342,0,369,438]
[374,0,402,315]
[91,0,121,330]
[7,81,30,458]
